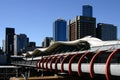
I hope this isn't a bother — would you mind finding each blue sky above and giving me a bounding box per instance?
[0,0,120,47]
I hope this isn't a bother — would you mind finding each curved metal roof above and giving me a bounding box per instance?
[23,36,120,57]
[24,39,91,57]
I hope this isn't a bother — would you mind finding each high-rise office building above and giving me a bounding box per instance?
[28,42,36,47]
[68,16,96,41]
[82,5,93,17]
[97,23,117,41]
[53,18,67,41]
[42,37,53,48]
[5,27,15,55]
[14,34,28,55]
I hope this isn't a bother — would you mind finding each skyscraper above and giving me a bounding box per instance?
[28,42,36,47]
[97,23,117,41]
[42,37,53,48]
[14,34,28,55]
[82,5,93,17]
[53,18,67,41]
[68,16,96,41]
[5,27,15,55]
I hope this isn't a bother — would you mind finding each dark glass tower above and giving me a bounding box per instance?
[82,5,93,17]
[42,37,53,47]
[5,27,15,55]
[97,23,117,41]
[14,34,28,55]
[53,19,67,41]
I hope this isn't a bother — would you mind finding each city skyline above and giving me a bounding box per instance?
[0,0,120,47]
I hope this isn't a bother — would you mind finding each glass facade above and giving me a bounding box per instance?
[53,19,67,41]
[82,5,93,17]
[42,37,53,47]
[14,34,28,55]
[5,27,15,55]
[97,23,117,41]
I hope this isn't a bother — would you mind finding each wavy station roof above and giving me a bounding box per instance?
[23,36,120,57]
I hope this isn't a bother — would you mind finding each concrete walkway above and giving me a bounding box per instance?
[10,76,64,80]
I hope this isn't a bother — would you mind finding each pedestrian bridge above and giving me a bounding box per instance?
[11,37,120,80]
[11,48,120,80]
